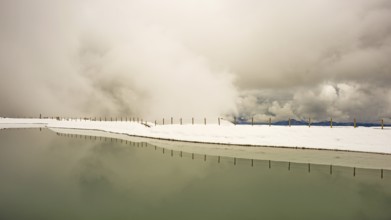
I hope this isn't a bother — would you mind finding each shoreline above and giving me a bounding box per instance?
[1,118,391,170]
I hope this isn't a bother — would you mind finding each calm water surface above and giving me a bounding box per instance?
[0,129,390,220]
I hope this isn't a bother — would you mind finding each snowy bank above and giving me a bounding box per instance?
[1,118,390,154]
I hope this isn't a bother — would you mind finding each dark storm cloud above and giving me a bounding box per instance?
[0,0,390,122]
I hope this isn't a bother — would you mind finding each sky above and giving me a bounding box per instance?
[0,0,390,123]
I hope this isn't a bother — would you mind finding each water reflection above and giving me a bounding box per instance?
[54,130,389,179]
[0,128,391,220]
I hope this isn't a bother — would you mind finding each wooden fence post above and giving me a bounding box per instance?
[330,117,333,128]
[192,117,194,125]
[180,118,182,125]
[269,118,271,127]
[289,118,291,127]
[251,117,253,126]
[309,117,311,127]
[204,118,206,125]
[382,119,384,129]
[218,117,220,126]
[163,118,165,125]
[354,118,356,128]
[234,116,236,125]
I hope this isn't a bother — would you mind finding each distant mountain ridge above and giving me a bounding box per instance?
[237,118,388,127]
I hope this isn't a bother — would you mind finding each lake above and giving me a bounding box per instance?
[0,128,390,220]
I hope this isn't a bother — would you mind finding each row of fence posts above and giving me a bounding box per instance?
[152,116,385,129]
[39,115,146,123]
[13,114,386,129]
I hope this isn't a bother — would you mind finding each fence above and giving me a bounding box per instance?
[0,115,388,129]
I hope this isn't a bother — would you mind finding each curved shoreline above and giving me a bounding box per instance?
[1,118,391,155]
[48,127,391,171]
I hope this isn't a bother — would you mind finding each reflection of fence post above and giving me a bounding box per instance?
[381,169,383,179]
[269,160,271,169]
[288,162,291,170]
[218,156,220,163]
[330,165,333,175]
[251,159,254,167]
[308,163,311,173]
[234,157,236,165]
[353,167,356,177]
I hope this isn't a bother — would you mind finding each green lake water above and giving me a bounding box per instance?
[0,129,390,220]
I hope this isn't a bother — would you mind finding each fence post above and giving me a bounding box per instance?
[289,118,291,127]
[269,118,271,127]
[330,117,333,128]
[382,119,384,129]
[234,116,236,125]
[155,120,157,126]
[218,117,220,126]
[309,117,311,127]
[251,117,253,126]
[180,118,182,125]
[163,118,165,125]
[192,117,194,125]
[204,118,206,125]
[354,118,356,128]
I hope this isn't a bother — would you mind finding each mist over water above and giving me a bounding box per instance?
[1,0,391,122]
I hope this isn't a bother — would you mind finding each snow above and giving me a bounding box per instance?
[1,117,390,154]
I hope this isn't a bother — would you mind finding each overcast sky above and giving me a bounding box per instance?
[1,0,390,122]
